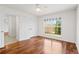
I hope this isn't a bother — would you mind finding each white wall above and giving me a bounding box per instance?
[38,9,76,43]
[76,5,79,52]
[18,16,38,41]
[2,16,9,32]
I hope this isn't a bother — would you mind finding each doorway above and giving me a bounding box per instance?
[3,15,18,45]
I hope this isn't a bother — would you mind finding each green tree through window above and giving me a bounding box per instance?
[55,18,61,35]
[45,17,61,35]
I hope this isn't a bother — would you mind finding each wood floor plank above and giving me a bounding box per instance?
[0,36,78,54]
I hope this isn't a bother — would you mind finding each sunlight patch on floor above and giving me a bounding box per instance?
[44,39,63,54]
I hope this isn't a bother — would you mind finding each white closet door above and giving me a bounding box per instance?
[8,16,16,37]
[0,16,4,48]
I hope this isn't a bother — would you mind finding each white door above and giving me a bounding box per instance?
[0,16,4,48]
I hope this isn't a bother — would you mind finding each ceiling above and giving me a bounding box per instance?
[2,4,77,16]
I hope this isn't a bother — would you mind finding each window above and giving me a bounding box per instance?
[44,17,61,35]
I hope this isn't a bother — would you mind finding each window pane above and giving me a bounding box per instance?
[44,17,61,35]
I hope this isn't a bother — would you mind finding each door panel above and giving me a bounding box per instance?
[0,16,4,48]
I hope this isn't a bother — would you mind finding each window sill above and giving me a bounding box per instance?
[44,33,62,40]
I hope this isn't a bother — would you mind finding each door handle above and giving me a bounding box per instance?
[1,31,4,32]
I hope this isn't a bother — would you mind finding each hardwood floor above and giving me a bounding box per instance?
[0,36,78,54]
